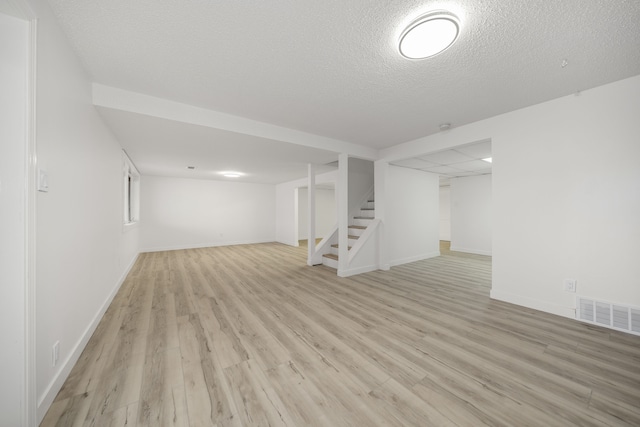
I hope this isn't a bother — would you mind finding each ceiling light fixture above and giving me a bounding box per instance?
[482,157,492,163]
[399,11,460,59]
[220,171,243,178]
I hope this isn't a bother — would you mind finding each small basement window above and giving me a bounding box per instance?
[123,151,140,226]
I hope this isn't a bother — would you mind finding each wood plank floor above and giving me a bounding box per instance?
[42,242,640,426]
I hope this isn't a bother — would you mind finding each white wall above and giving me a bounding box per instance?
[380,74,640,318]
[276,170,338,246]
[0,12,28,426]
[140,175,275,251]
[492,76,640,317]
[439,186,451,241]
[31,0,141,421]
[450,175,492,255]
[298,187,336,240]
[387,166,440,266]
[348,157,374,215]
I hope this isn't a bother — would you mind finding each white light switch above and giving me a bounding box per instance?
[38,169,49,192]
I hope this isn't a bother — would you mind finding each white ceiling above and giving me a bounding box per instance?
[98,107,338,184]
[391,140,491,186]
[46,0,640,183]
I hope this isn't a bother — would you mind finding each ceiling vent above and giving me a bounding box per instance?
[577,297,640,336]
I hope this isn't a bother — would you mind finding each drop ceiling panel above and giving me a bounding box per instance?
[454,160,493,171]
[419,150,476,165]
[392,158,439,169]
[455,141,492,158]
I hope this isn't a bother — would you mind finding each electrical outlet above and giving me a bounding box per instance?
[563,279,577,293]
[52,341,60,367]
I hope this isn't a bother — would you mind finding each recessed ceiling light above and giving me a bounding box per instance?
[399,11,460,59]
[220,171,243,178]
[482,157,492,163]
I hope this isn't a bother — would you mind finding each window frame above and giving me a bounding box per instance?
[123,151,140,230]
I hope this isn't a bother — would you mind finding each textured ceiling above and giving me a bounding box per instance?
[48,0,640,150]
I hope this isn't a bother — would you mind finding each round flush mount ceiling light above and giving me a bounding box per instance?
[399,11,460,59]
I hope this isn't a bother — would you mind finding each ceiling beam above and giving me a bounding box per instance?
[93,84,378,161]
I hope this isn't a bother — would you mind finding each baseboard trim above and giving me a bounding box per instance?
[389,251,440,267]
[489,289,576,319]
[338,264,378,277]
[449,246,492,256]
[37,252,139,423]
[141,239,275,253]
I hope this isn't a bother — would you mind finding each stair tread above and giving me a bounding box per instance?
[354,216,374,219]
[330,244,352,249]
[348,235,359,239]
[361,208,375,210]
[323,253,339,260]
[349,225,367,229]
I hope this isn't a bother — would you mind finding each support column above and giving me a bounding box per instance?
[338,154,349,272]
[307,163,316,265]
[375,160,390,270]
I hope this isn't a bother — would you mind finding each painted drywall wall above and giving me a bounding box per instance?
[0,12,28,426]
[380,74,640,318]
[348,157,374,215]
[439,186,451,241]
[31,0,141,421]
[140,175,276,251]
[276,170,338,246]
[450,175,492,255]
[298,187,336,240]
[386,166,440,266]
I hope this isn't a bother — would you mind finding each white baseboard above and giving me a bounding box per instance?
[141,239,275,253]
[489,289,576,319]
[389,251,440,267]
[449,246,492,256]
[37,252,139,424]
[338,264,378,277]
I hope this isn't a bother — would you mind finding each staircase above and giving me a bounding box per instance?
[322,199,375,269]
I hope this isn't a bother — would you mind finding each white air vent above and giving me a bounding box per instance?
[632,309,640,334]
[577,297,640,336]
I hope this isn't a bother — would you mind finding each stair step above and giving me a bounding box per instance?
[348,234,359,240]
[349,225,367,230]
[354,216,374,219]
[323,253,339,261]
[361,208,374,211]
[331,244,352,250]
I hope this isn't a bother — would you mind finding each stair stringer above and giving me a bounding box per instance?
[338,219,380,277]
[310,225,338,265]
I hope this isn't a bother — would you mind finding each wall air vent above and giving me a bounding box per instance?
[577,297,640,337]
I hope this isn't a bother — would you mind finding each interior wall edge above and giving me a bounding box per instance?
[449,246,492,256]
[36,251,140,424]
[489,289,575,319]
[389,251,441,268]
[140,239,276,254]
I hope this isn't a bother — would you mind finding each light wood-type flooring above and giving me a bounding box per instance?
[42,242,640,426]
